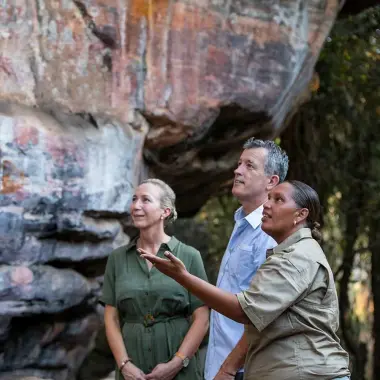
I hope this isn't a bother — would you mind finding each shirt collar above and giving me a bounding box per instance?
[235,205,264,229]
[266,228,312,258]
[125,235,179,252]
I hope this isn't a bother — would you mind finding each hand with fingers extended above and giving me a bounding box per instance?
[121,361,146,380]
[138,249,188,280]
[145,357,183,380]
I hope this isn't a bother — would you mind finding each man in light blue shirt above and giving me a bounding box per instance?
[204,138,289,380]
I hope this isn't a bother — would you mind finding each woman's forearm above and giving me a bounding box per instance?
[176,306,209,358]
[176,272,250,324]
[104,305,129,367]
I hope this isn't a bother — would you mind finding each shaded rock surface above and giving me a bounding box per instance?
[0,0,342,378]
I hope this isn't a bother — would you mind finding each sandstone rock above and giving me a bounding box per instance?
[1,314,101,380]
[0,0,343,378]
[0,102,145,378]
[0,265,99,316]
[0,0,341,213]
[0,103,146,265]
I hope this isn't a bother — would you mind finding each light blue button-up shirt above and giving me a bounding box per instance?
[204,205,276,380]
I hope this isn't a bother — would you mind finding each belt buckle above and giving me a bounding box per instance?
[144,313,155,327]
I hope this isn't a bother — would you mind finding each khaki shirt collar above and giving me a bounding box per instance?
[266,228,312,258]
[125,235,179,252]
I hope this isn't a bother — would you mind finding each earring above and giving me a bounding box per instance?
[160,215,164,220]
[293,220,297,226]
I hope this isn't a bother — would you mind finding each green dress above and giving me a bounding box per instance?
[100,236,208,380]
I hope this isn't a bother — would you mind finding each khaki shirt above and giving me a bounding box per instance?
[237,228,350,380]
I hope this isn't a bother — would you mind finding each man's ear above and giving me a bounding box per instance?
[267,175,280,191]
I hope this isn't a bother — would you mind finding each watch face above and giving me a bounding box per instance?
[183,357,190,368]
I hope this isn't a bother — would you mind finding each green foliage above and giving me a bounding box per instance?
[310,6,380,260]
[196,194,240,283]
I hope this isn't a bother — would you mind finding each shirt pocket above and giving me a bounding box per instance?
[237,243,255,267]
[232,244,258,289]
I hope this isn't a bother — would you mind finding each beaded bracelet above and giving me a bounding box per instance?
[119,358,132,371]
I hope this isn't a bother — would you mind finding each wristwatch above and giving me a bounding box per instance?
[175,352,190,368]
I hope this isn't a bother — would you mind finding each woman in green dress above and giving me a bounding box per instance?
[100,179,209,380]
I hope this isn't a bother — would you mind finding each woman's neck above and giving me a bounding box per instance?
[138,228,171,253]
[273,224,305,245]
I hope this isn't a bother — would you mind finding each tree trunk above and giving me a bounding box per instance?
[339,208,368,380]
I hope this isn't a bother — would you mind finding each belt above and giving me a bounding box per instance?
[122,313,187,327]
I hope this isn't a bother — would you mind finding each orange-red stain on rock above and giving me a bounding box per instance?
[1,160,25,194]
[130,0,150,20]
[171,2,222,31]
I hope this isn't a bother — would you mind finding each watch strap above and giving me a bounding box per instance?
[175,352,186,361]
[119,358,132,371]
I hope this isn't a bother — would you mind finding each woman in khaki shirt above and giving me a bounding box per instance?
[140,180,351,380]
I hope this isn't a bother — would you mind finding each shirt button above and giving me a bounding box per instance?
[145,292,148,295]
[147,328,151,333]
[148,347,152,352]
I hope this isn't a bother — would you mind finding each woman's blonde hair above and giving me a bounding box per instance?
[140,178,178,225]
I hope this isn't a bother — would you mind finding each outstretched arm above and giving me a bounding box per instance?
[139,250,250,324]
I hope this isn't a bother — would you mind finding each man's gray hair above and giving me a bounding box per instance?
[243,138,289,182]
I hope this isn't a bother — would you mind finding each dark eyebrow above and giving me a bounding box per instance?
[270,191,284,198]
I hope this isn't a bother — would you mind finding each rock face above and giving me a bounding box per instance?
[0,0,341,378]
[0,103,146,379]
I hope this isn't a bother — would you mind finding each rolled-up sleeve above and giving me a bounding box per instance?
[237,254,310,332]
